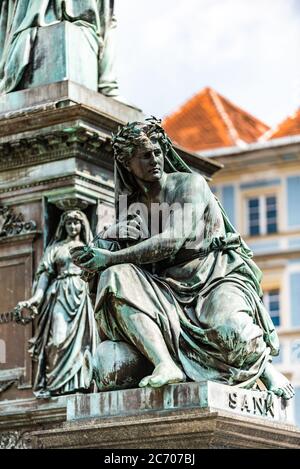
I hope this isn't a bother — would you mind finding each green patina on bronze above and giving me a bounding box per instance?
[0,0,118,96]
[71,118,294,399]
[16,210,99,398]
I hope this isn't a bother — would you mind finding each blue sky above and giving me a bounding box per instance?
[115,0,300,127]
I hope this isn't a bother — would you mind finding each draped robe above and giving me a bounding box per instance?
[94,149,279,389]
[0,0,117,95]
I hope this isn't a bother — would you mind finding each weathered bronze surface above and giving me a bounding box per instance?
[16,209,99,398]
[0,0,118,96]
[71,118,295,400]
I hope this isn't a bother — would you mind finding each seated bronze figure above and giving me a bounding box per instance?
[71,118,294,400]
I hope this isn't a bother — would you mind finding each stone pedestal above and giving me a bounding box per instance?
[66,381,292,423]
[24,22,99,92]
[1,382,300,449]
[28,382,300,449]
[31,408,300,449]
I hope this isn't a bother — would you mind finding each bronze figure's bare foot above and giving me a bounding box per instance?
[260,363,295,399]
[139,362,186,388]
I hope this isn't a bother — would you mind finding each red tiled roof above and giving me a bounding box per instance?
[163,87,270,152]
[262,108,300,140]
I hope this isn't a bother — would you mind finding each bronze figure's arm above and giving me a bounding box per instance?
[71,175,206,272]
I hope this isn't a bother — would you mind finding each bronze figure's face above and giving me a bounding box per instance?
[65,218,82,238]
[125,138,164,183]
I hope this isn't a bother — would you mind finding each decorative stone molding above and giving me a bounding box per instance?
[0,102,58,121]
[0,128,111,172]
[0,205,36,238]
[0,431,32,449]
[54,197,90,211]
[0,175,114,208]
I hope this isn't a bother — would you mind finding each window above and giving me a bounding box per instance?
[247,195,278,236]
[264,289,280,327]
[266,196,277,234]
[248,198,260,235]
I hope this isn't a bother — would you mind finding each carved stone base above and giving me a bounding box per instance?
[1,383,299,449]
[30,408,300,450]
[29,382,300,449]
[23,22,99,92]
[66,381,293,423]
[0,431,32,449]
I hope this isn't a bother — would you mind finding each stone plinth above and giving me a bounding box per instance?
[29,382,300,449]
[30,408,300,449]
[0,80,142,122]
[23,22,99,92]
[1,382,300,448]
[67,381,292,424]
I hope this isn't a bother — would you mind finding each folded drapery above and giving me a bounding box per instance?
[0,0,117,95]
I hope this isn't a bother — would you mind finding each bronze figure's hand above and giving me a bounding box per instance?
[70,246,112,272]
[104,214,144,241]
[14,301,39,325]
[21,296,41,309]
[69,245,94,263]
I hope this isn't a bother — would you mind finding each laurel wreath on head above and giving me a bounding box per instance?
[111,116,172,165]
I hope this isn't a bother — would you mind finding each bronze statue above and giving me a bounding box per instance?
[71,118,294,400]
[17,210,99,399]
[0,0,118,96]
